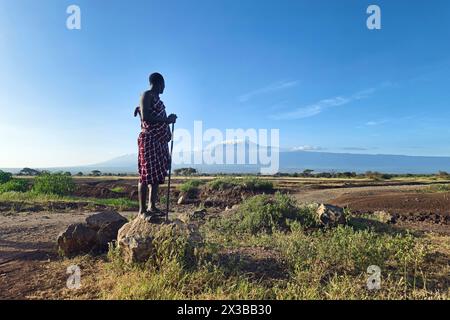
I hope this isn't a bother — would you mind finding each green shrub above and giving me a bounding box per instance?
[178,179,205,197]
[32,173,75,196]
[0,170,13,184]
[0,179,28,193]
[211,193,318,235]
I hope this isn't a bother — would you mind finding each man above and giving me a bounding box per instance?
[134,73,177,220]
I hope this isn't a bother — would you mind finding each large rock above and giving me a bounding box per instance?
[316,204,346,228]
[57,223,98,257]
[117,216,202,264]
[57,210,127,257]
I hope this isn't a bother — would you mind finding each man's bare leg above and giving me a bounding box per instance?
[138,182,148,217]
[148,183,160,213]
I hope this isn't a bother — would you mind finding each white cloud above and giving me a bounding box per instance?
[238,80,299,102]
[272,88,376,120]
[291,145,324,151]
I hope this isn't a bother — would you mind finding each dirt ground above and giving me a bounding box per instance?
[1,178,449,299]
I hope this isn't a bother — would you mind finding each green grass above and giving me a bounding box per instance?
[110,186,126,193]
[0,191,137,211]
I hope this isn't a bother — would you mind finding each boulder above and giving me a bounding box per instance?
[316,204,346,228]
[117,216,202,264]
[57,223,98,257]
[373,210,395,224]
[57,210,127,257]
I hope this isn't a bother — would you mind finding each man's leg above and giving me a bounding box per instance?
[138,182,148,215]
[148,183,160,211]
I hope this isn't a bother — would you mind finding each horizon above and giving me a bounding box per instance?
[2,0,450,168]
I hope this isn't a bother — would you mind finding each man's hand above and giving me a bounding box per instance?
[134,106,141,118]
[167,114,177,124]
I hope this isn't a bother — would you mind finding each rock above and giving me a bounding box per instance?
[117,216,202,264]
[178,209,206,224]
[204,198,214,208]
[373,211,395,224]
[57,211,127,257]
[86,210,127,231]
[177,195,186,205]
[57,223,98,257]
[316,204,346,228]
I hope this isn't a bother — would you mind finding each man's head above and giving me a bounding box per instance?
[149,72,165,94]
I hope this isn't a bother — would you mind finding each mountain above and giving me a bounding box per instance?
[3,148,450,175]
[77,150,450,175]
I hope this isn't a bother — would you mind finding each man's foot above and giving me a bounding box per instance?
[147,207,165,217]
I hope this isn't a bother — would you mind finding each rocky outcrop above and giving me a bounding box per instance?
[57,211,127,257]
[117,216,202,264]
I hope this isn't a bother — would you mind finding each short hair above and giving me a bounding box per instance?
[149,72,164,86]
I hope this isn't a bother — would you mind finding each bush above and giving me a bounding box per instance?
[0,179,28,193]
[211,193,318,235]
[178,179,205,197]
[0,170,13,184]
[32,173,75,196]
[240,177,274,192]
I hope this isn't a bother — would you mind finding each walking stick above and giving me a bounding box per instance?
[166,122,175,222]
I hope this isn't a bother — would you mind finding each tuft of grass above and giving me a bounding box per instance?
[110,186,126,193]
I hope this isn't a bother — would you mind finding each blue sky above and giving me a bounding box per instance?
[1,0,450,167]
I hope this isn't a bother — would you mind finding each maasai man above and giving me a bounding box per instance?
[134,73,177,219]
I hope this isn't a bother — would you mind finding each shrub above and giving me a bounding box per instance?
[32,173,75,196]
[0,179,28,193]
[240,177,274,192]
[178,179,205,197]
[0,170,13,184]
[211,193,318,235]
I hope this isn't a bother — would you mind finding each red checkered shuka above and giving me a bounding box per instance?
[138,96,172,185]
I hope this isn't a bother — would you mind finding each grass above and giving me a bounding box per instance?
[96,194,448,300]
[109,186,126,193]
[0,191,138,211]
[207,176,274,192]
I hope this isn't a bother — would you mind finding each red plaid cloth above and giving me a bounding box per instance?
[138,96,171,185]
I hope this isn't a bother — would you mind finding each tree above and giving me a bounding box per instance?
[302,169,314,177]
[76,172,84,176]
[18,168,41,176]
[91,170,102,177]
[0,170,13,184]
[174,168,198,176]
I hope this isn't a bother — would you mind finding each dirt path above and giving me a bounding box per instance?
[292,184,432,204]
